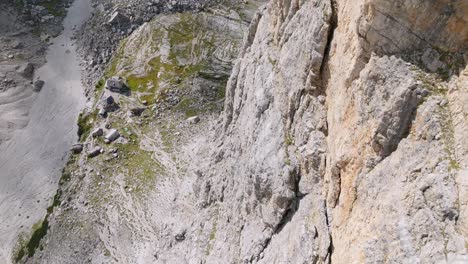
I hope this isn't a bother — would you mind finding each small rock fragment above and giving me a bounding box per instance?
[70,144,83,154]
[175,229,186,241]
[129,107,145,117]
[108,11,130,25]
[98,108,106,117]
[88,146,102,158]
[91,128,103,137]
[187,116,200,124]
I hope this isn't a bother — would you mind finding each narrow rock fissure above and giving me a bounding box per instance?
[322,1,337,263]
[318,0,338,90]
[253,168,305,261]
[326,220,334,263]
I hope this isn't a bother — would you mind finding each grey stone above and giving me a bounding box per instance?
[91,128,103,137]
[105,129,120,142]
[87,146,102,158]
[17,63,34,79]
[175,229,186,241]
[105,76,126,92]
[98,108,106,117]
[186,116,200,124]
[129,107,145,117]
[70,144,83,154]
[108,11,130,25]
[33,79,44,92]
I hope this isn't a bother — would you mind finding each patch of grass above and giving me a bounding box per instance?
[23,218,49,258]
[16,195,58,261]
[40,0,65,17]
[119,140,162,194]
[95,78,105,93]
[174,98,198,117]
[268,56,277,66]
[449,159,461,171]
[285,134,294,146]
[13,155,74,262]
[100,117,163,195]
[403,49,465,81]
[105,38,129,77]
[209,220,217,241]
[77,110,97,142]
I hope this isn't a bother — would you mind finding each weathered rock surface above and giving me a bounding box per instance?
[33,79,45,92]
[18,0,468,263]
[104,129,119,142]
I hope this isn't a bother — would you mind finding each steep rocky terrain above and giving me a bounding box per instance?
[6,0,468,263]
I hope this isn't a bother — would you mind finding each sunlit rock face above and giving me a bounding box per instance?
[10,0,467,263]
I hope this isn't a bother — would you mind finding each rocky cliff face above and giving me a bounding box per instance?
[14,0,467,263]
[198,0,468,262]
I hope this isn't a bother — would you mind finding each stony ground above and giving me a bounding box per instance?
[5,0,468,263]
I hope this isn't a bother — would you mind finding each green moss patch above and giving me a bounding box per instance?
[40,0,66,17]
[77,110,98,142]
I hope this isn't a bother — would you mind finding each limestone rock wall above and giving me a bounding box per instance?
[198,0,468,263]
[21,0,468,263]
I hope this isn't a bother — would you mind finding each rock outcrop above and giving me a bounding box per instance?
[15,0,467,263]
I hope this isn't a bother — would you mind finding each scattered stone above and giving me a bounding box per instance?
[91,128,103,137]
[11,41,23,49]
[422,48,444,72]
[17,63,34,79]
[108,11,130,25]
[439,99,448,107]
[33,79,45,92]
[129,107,145,117]
[101,94,117,110]
[88,146,102,158]
[105,76,127,92]
[105,129,120,142]
[142,100,148,105]
[98,108,106,117]
[70,143,83,154]
[103,94,115,105]
[187,116,200,124]
[175,229,186,241]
